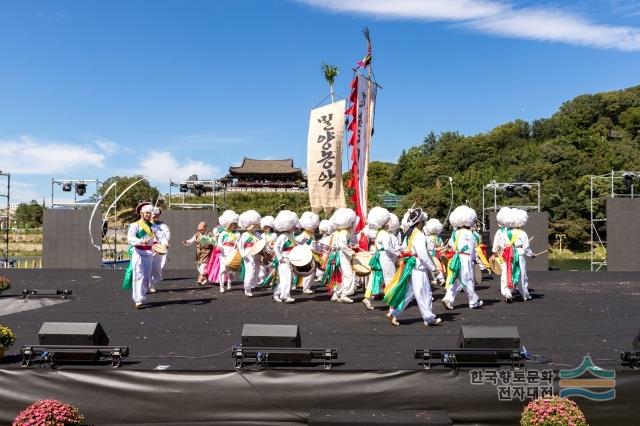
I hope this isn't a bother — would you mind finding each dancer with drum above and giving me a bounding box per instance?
[258,216,276,282]
[150,207,170,293]
[383,208,442,326]
[362,207,391,310]
[296,211,320,294]
[441,206,484,310]
[125,202,155,308]
[425,218,446,286]
[491,207,515,301]
[511,209,535,301]
[316,219,333,280]
[325,208,358,303]
[238,210,262,297]
[182,221,215,286]
[273,210,299,303]
[217,210,241,292]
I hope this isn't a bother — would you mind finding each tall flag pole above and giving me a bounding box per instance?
[346,27,378,232]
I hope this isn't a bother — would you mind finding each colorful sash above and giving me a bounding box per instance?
[122,220,154,290]
[445,229,470,288]
[500,228,521,289]
[382,229,419,310]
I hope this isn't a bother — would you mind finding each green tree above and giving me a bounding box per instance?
[99,176,160,217]
[14,201,43,228]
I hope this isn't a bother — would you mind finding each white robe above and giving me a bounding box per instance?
[127,222,153,304]
[330,229,355,298]
[150,221,170,288]
[240,231,260,292]
[443,228,481,307]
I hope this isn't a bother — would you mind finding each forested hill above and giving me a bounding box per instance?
[381,85,640,248]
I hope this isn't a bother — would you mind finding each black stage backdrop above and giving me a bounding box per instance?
[0,369,638,425]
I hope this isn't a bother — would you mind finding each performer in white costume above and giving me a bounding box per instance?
[511,208,535,301]
[327,208,357,303]
[238,210,262,297]
[362,206,391,310]
[425,218,446,286]
[150,207,170,292]
[127,202,155,308]
[258,215,277,282]
[296,211,320,294]
[441,206,483,310]
[273,210,299,303]
[217,210,240,291]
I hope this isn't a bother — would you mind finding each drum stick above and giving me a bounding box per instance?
[529,236,535,242]
[533,249,548,256]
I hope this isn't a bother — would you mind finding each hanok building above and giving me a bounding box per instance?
[221,158,307,191]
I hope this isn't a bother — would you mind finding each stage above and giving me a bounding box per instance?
[0,269,638,424]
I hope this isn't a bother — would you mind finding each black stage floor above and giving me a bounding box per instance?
[0,269,638,371]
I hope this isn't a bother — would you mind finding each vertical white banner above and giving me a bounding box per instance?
[356,75,377,219]
[307,100,346,213]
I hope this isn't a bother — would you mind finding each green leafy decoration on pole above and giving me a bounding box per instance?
[321,62,339,102]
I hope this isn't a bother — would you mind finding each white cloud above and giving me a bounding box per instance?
[0,136,105,174]
[137,151,220,183]
[94,139,118,154]
[299,0,640,51]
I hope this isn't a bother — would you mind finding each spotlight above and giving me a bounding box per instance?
[505,184,516,198]
[520,184,531,195]
[179,184,189,193]
[75,183,87,196]
[62,182,72,192]
[623,172,634,190]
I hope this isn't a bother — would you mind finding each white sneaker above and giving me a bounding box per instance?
[220,286,225,293]
[303,289,314,294]
[426,318,442,326]
[470,300,484,309]
[274,295,282,303]
[442,299,454,310]
[523,294,532,301]
[386,312,400,326]
[339,296,353,303]
[134,302,143,309]
[244,291,253,297]
[227,282,232,290]
[362,299,374,310]
[149,288,156,293]
[284,297,295,303]
[331,293,340,302]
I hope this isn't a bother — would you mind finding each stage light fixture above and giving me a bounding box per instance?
[193,183,204,197]
[505,184,516,198]
[520,184,531,195]
[62,182,72,192]
[75,183,87,196]
[179,184,188,193]
[623,172,635,189]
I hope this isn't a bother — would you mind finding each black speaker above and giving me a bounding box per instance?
[242,324,300,348]
[309,409,452,426]
[457,326,520,349]
[39,322,109,346]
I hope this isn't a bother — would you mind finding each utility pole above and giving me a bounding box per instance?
[556,234,566,254]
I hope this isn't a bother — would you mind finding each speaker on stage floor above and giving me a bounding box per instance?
[38,322,109,346]
[457,326,520,349]
[241,324,300,348]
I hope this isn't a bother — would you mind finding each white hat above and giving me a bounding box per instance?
[274,210,299,232]
[239,210,261,229]
[140,204,154,213]
[260,215,275,230]
[152,207,162,215]
[367,206,390,230]
[449,205,477,229]
[299,211,320,231]
[425,218,444,235]
[512,208,528,228]
[330,207,357,229]
[496,207,510,227]
[219,210,240,227]
[387,213,400,232]
[319,219,333,234]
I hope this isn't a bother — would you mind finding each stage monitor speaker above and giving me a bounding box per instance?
[242,324,300,348]
[457,326,520,349]
[39,322,109,346]
[309,409,452,426]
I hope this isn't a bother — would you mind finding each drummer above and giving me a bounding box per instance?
[181,221,215,286]
[126,202,155,308]
[273,210,299,303]
[239,210,262,297]
[316,219,333,280]
[258,215,277,282]
[425,218,446,286]
[326,208,358,303]
[362,207,391,310]
[387,213,401,248]
[492,207,514,301]
[441,206,484,310]
[150,207,170,292]
[216,210,241,292]
[509,209,536,301]
[296,211,320,294]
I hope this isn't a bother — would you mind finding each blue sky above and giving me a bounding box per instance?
[1,0,639,203]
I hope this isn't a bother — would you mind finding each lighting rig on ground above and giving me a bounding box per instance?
[51,179,99,208]
[168,174,222,210]
[481,181,541,231]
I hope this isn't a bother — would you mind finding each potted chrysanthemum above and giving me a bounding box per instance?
[13,399,85,426]
[0,324,16,359]
[521,395,587,426]
[0,276,10,293]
